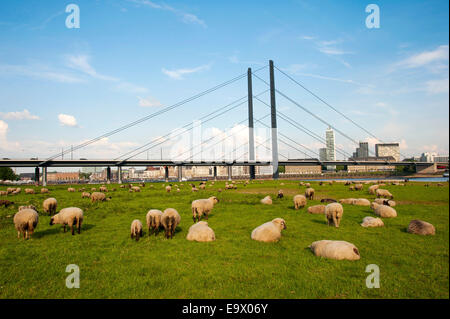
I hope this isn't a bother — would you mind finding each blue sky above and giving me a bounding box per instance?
[0,0,448,170]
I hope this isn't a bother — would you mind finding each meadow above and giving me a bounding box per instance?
[0,179,448,299]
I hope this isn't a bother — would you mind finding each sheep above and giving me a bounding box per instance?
[325,203,344,227]
[305,183,311,188]
[165,185,172,193]
[370,202,397,218]
[25,188,35,194]
[49,207,84,235]
[374,198,396,206]
[40,188,49,194]
[339,198,355,205]
[251,218,286,243]
[320,198,337,203]
[354,184,363,191]
[309,240,360,261]
[407,220,435,235]
[191,186,199,192]
[376,189,394,199]
[99,186,108,192]
[199,184,206,190]
[186,221,216,242]
[7,187,15,194]
[293,195,307,209]
[349,186,355,191]
[91,187,97,192]
[19,205,37,212]
[81,192,91,198]
[43,197,57,215]
[90,192,111,203]
[161,208,181,239]
[130,219,143,241]
[352,198,371,206]
[67,187,75,192]
[344,181,351,186]
[131,186,141,192]
[368,184,380,195]
[277,190,284,199]
[260,195,273,205]
[305,187,315,200]
[191,196,219,222]
[13,208,39,239]
[361,216,384,228]
[0,191,7,196]
[12,188,21,195]
[146,209,163,235]
[0,199,14,207]
[307,205,326,214]
[437,183,444,187]
[120,185,126,188]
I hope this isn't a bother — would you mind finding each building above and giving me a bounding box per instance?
[319,148,327,161]
[347,156,396,172]
[325,127,335,161]
[434,155,449,163]
[375,143,400,162]
[357,142,369,158]
[420,152,437,162]
[47,172,80,182]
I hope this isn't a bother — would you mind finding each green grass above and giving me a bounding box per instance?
[0,180,448,299]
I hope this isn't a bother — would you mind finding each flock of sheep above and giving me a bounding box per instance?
[0,179,442,261]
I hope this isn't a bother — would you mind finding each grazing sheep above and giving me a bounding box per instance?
[371,202,397,218]
[90,192,111,203]
[320,198,337,203]
[161,208,181,239]
[352,198,371,206]
[81,192,91,198]
[131,186,141,192]
[368,184,380,195]
[130,219,143,241]
[293,195,307,209]
[99,186,108,192]
[349,186,355,191]
[7,187,15,194]
[305,188,315,200]
[305,183,311,188]
[277,190,284,199]
[344,181,351,186]
[251,218,286,243]
[146,209,163,235]
[407,220,435,235]
[25,188,35,194]
[191,196,219,222]
[11,188,21,195]
[91,187,97,192]
[361,216,384,228]
[0,191,7,196]
[186,221,216,242]
[354,184,363,191]
[67,187,75,193]
[43,197,57,215]
[0,199,14,207]
[49,207,84,235]
[339,198,355,205]
[307,205,326,214]
[191,186,198,192]
[325,203,344,227]
[376,189,394,199]
[40,188,49,194]
[309,240,360,261]
[19,205,37,212]
[260,195,273,205]
[120,185,126,188]
[165,185,172,193]
[199,184,206,190]
[13,208,39,239]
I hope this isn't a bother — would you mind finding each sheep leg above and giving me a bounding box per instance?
[17,231,20,239]
[71,224,75,235]
[78,219,82,234]
[63,225,66,233]
[333,216,339,228]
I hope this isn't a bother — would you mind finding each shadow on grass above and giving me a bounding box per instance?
[311,219,327,226]
[34,224,96,238]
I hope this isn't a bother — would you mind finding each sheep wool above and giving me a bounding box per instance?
[146,209,163,235]
[81,192,91,198]
[361,216,384,228]
[186,221,216,242]
[325,203,344,228]
[25,188,35,194]
[161,208,181,239]
[309,240,360,261]
[40,188,49,194]
[260,196,272,205]
[130,219,143,241]
[67,188,75,192]
[305,188,315,200]
[371,202,397,218]
[368,185,380,195]
[43,197,57,215]
[251,218,286,243]
[91,192,111,202]
[376,189,394,199]
[49,207,84,235]
[293,195,307,209]
[352,198,371,206]
[339,198,355,205]
[191,196,219,223]
[407,220,435,235]
[13,208,39,239]
[307,205,326,214]
[165,185,172,193]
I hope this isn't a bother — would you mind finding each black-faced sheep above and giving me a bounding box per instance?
[407,220,435,235]
[293,195,306,209]
[49,207,84,235]
[191,196,219,222]
[321,198,337,203]
[305,187,315,200]
[277,190,284,199]
[161,208,181,239]
[13,208,39,239]
[325,203,344,227]
[186,221,216,242]
[146,209,163,235]
[0,199,14,207]
[309,240,360,261]
[130,219,143,241]
[165,185,171,193]
[251,218,286,243]
[43,197,57,215]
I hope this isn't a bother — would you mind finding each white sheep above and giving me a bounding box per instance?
[376,189,394,199]
[251,218,286,243]
[373,198,396,206]
[325,203,344,227]
[25,188,35,194]
[91,192,111,203]
[293,195,307,209]
[352,198,371,206]
[407,220,435,235]
[49,207,84,235]
[165,185,172,193]
[13,208,39,239]
[186,221,216,242]
[305,187,315,200]
[130,219,143,241]
[146,209,163,235]
[309,240,360,260]
[43,197,57,215]
[307,205,326,214]
[368,184,380,195]
[40,188,49,194]
[81,192,91,198]
[371,202,397,218]
[361,216,384,228]
[161,208,181,239]
[260,195,272,205]
[67,187,75,192]
[339,198,356,205]
[191,196,219,222]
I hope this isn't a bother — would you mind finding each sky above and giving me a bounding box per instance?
[0,0,448,172]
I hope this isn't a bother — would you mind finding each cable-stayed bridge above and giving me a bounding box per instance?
[0,60,446,185]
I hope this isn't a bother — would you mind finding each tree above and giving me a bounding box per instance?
[0,167,18,181]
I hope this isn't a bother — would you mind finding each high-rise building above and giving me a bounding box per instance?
[357,142,369,158]
[375,143,400,161]
[319,148,327,161]
[420,152,437,162]
[325,127,335,161]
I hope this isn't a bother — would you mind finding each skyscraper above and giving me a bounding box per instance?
[375,143,400,161]
[319,148,327,161]
[325,127,335,161]
[357,142,369,158]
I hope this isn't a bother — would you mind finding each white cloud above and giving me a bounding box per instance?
[0,120,19,151]
[300,35,315,40]
[0,120,7,142]
[398,45,449,69]
[116,82,148,94]
[0,64,84,83]
[0,109,39,120]
[58,114,78,127]
[138,96,162,107]
[162,64,211,80]
[66,55,119,82]
[425,78,449,94]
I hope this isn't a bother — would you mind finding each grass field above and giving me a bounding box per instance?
[0,179,448,299]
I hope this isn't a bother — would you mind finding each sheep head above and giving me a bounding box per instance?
[272,218,287,230]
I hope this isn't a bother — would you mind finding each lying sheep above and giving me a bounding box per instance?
[146,209,163,235]
[376,189,394,199]
[67,187,75,193]
[309,240,360,261]
[161,208,181,239]
[43,197,57,215]
[320,198,337,203]
[165,185,171,193]
[352,198,371,206]
[307,205,326,214]
[325,203,344,227]
[339,198,355,205]
[407,220,435,235]
[293,195,307,209]
[14,208,39,239]
[186,221,216,242]
[361,216,384,228]
[81,192,91,198]
[251,218,286,243]
[49,207,84,235]
[305,188,315,200]
[373,198,396,206]
[371,202,397,218]
[130,219,143,241]
[260,195,272,205]
[368,184,380,195]
[131,186,141,192]
[277,190,284,199]
[40,188,49,194]
[0,199,14,207]
[25,188,35,194]
[90,192,111,203]
[191,196,219,222]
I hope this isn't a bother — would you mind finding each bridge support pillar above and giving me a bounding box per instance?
[165,166,169,182]
[269,60,279,180]
[177,166,182,182]
[227,166,232,181]
[213,166,217,181]
[106,166,111,184]
[42,167,47,187]
[248,67,256,180]
[117,166,122,184]
[34,167,40,185]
